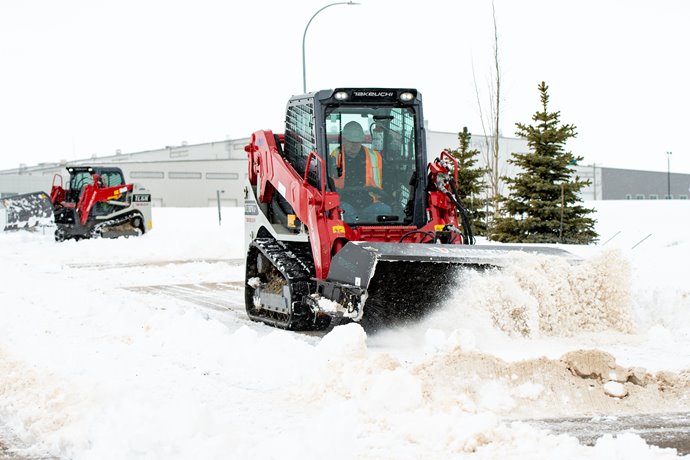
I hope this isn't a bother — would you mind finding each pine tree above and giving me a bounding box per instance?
[446,127,488,236]
[491,82,598,244]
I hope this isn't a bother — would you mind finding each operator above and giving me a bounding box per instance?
[330,121,391,221]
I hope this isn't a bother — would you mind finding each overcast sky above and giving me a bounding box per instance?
[1,0,689,174]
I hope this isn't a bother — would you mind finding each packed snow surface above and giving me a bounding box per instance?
[0,201,689,459]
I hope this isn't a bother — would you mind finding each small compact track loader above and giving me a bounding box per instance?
[50,165,152,241]
[244,88,572,331]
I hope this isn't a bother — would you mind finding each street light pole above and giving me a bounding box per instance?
[216,190,224,226]
[666,151,672,199]
[558,182,565,243]
[302,1,359,93]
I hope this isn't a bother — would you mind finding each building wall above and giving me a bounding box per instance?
[425,130,528,186]
[3,135,690,206]
[572,164,602,200]
[0,174,54,198]
[0,139,250,207]
[601,168,690,200]
[119,159,246,207]
[427,131,607,201]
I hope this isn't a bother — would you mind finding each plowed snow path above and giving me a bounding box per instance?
[124,281,245,313]
[526,412,690,454]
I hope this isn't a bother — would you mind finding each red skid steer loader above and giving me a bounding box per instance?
[244,88,574,331]
[50,166,152,241]
[1,166,152,242]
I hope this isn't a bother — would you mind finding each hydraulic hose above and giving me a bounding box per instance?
[446,179,475,245]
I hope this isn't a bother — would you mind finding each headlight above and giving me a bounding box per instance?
[399,91,415,102]
[334,91,349,101]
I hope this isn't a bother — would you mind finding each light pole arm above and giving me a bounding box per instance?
[302,2,358,94]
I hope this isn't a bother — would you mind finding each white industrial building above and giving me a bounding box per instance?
[4,131,514,207]
[0,140,249,207]
[1,132,689,205]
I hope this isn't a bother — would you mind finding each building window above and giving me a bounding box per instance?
[130,171,164,179]
[169,172,202,179]
[206,172,239,180]
[169,149,189,159]
[227,146,245,160]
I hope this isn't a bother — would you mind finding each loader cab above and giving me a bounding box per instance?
[284,88,427,227]
[65,166,126,203]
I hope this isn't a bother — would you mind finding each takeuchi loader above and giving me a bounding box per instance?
[1,165,153,241]
[50,166,152,241]
[244,88,571,331]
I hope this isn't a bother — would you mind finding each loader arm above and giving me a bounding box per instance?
[77,179,133,226]
[246,129,343,279]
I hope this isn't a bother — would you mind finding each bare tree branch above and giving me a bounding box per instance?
[472,0,502,235]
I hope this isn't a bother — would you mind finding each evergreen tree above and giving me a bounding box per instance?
[446,127,488,236]
[491,82,598,244]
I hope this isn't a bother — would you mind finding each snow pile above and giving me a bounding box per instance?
[0,203,689,459]
[443,248,634,338]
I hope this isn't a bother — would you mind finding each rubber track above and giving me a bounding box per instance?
[91,211,143,238]
[56,211,143,241]
[246,237,319,330]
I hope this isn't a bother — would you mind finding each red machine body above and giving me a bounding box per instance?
[243,88,573,331]
[246,129,464,280]
[50,165,152,241]
[242,88,490,331]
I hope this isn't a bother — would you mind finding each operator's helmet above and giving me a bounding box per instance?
[342,121,364,143]
[92,173,103,187]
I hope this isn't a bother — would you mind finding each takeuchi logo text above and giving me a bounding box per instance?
[353,91,394,97]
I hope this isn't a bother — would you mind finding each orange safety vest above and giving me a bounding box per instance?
[331,146,383,189]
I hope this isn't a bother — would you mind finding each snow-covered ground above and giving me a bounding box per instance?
[0,201,689,459]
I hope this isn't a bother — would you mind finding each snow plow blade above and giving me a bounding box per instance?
[0,192,54,231]
[314,242,577,330]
